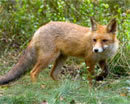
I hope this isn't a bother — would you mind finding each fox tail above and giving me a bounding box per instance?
[0,45,36,85]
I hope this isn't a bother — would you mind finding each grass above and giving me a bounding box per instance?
[0,52,130,104]
[0,74,130,104]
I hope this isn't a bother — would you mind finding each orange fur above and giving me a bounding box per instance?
[0,18,119,85]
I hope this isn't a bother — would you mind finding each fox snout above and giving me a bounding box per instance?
[93,47,103,53]
[93,45,109,53]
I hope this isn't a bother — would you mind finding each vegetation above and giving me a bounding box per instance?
[0,0,130,104]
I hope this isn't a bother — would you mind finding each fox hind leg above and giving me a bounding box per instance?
[30,61,44,82]
[30,51,60,82]
[50,54,67,80]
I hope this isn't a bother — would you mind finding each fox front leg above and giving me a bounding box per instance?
[96,60,109,81]
[85,61,95,85]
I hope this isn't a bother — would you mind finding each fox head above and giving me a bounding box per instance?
[90,17,118,53]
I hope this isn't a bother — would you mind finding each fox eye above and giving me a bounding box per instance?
[102,39,108,42]
[93,39,97,42]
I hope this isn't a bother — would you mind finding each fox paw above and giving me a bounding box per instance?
[95,76,104,81]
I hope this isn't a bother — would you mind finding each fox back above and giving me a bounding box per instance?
[0,18,119,85]
[32,19,119,62]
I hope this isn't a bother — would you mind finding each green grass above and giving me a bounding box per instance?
[0,61,130,104]
[0,75,130,104]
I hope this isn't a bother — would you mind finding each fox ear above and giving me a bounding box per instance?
[107,18,117,33]
[90,17,97,31]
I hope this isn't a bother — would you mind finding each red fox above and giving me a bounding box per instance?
[0,18,119,85]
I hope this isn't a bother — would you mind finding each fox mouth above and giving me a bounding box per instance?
[93,48,104,53]
[93,45,109,53]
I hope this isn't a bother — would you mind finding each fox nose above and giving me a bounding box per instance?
[94,49,99,53]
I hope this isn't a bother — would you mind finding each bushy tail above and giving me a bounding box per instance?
[0,46,37,85]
